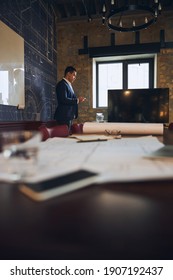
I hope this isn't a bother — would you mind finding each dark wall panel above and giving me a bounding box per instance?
[0,0,57,121]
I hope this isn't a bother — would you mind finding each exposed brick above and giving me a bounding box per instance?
[57,13,173,123]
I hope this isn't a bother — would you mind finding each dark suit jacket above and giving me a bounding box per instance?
[54,79,78,122]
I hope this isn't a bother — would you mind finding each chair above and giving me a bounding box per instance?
[38,124,69,141]
[71,123,83,134]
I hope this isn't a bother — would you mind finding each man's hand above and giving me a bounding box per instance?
[78,96,86,103]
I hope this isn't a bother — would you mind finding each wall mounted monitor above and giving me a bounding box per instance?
[108,88,169,123]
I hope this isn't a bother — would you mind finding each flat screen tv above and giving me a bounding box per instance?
[108,88,169,123]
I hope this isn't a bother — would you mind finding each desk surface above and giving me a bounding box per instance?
[1,178,173,260]
[1,132,173,260]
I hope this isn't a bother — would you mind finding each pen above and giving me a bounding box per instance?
[77,139,108,143]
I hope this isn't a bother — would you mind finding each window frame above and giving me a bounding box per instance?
[95,57,155,108]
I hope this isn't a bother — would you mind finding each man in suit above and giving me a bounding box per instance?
[54,66,86,131]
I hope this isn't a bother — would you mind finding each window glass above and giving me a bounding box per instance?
[98,63,122,107]
[128,63,149,89]
[0,71,9,104]
[95,56,154,108]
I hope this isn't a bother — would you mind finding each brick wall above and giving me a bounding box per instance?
[57,10,173,123]
[157,49,173,121]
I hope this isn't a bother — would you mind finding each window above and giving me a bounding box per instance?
[94,55,155,108]
[0,71,9,104]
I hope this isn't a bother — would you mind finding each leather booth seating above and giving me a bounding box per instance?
[71,123,83,134]
[168,122,173,130]
[38,123,83,141]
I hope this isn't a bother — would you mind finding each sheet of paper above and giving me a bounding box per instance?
[145,145,173,159]
[69,134,120,141]
[1,135,173,184]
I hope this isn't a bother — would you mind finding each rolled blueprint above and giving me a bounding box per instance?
[83,122,164,135]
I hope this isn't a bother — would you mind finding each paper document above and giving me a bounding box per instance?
[69,134,121,142]
[145,145,173,159]
[1,136,173,185]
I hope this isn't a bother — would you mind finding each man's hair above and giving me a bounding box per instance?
[64,66,76,76]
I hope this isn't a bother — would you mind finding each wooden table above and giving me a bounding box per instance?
[0,130,173,260]
[0,177,173,260]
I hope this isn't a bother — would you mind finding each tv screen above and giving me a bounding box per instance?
[108,88,169,123]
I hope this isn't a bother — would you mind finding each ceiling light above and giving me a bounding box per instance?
[102,0,162,32]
